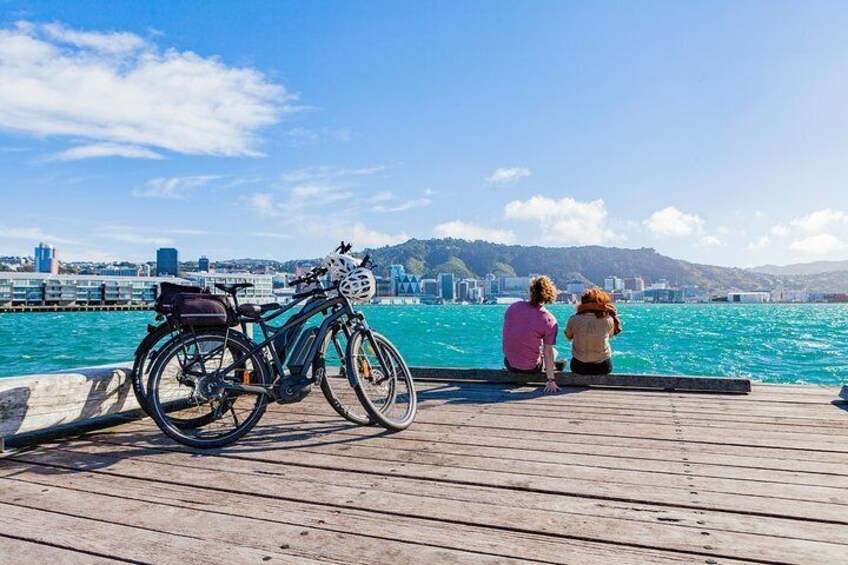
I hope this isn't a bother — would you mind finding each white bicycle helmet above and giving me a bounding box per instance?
[323,253,359,282]
[339,267,376,303]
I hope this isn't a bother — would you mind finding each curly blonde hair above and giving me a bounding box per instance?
[529,276,558,306]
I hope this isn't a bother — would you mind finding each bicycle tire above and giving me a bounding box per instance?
[317,328,373,426]
[345,331,417,431]
[133,323,230,430]
[146,328,271,448]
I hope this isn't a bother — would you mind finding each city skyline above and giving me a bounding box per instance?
[2,2,848,267]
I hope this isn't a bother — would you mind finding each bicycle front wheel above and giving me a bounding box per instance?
[318,327,373,426]
[345,331,417,431]
[147,329,271,448]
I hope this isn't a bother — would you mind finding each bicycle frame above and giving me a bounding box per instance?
[178,289,373,400]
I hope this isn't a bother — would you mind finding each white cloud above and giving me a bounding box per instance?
[47,142,165,161]
[289,183,353,204]
[698,235,722,247]
[789,208,848,233]
[101,232,174,246]
[280,165,384,183]
[432,221,516,244]
[0,227,75,244]
[375,198,432,213]
[308,222,408,249]
[504,195,619,245]
[132,175,219,199]
[644,207,704,237]
[789,234,845,256]
[245,193,280,217]
[770,224,791,237]
[0,21,290,159]
[486,167,530,185]
[747,236,771,250]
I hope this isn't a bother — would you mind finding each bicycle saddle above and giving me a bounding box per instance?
[237,302,277,318]
[215,282,254,295]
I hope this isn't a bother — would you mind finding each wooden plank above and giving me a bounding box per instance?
[87,423,848,507]
[410,367,752,393]
[26,430,848,525]
[0,534,124,564]
[0,477,531,565]
[0,500,327,564]
[3,447,841,564]
[262,411,848,477]
[0,468,731,565]
[0,365,138,437]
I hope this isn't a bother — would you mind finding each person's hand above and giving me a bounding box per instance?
[544,379,560,393]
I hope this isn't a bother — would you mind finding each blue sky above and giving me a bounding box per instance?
[1,1,847,267]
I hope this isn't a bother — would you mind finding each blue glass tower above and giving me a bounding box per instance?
[156,248,179,276]
[34,243,57,274]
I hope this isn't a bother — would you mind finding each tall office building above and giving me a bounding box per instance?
[34,243,58,274]
[156,248,179,277]
[437,273,455,301]
[198,256,210,272]
[604,276,624,292]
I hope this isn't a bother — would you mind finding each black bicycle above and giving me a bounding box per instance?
[143,246,417,448]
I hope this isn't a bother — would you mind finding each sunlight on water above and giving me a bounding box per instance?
[0,304,846,384]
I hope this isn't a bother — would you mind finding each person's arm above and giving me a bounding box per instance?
[565,317,574,341]
[543,344,559,393]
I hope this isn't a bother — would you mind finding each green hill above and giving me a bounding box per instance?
[364,238,777,291]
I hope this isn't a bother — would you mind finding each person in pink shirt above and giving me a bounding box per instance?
[502,276,563,393]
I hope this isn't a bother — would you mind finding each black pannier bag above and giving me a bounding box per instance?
[154,282,207,316]
[171,293,239,327]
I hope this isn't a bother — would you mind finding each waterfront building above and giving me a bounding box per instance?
[651,279,669,290]
[185,272,274,302]
[565,279,586,295]
[156,248,179,277]
[457,278,481,302]
[396,273,421,296]
[624,277,645,292]
[437,273,456,301]
[34,243,58,275]
[498,276,533,298]
[99,266,140,277]
[483,274,499,298]
[374,275,393,297]
[420,278,438,301]
[644,288,684,303]
[0,273,185,307]
[198,256,210,272]
[727,291,770,304]
[603,276,624,292]
[372,296,421,305]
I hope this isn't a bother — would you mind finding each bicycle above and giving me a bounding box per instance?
[144,245,417,448]
[132,245,374,428]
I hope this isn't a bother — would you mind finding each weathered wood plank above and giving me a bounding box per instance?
[0,365,138,438]
[410,367,752,393]
[0,534,124,564]
[3,447,843,564]
[0,477,531,565]
[0,468,734,565]
[0,500,327,564]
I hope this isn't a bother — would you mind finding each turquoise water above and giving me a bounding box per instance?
[0,304,846,385]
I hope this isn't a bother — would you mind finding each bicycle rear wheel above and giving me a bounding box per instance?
[146,329,271,448]
[134,323,237,430]
[318,327,373,426]
[345,331,417,431]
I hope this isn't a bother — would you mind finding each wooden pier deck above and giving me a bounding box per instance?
[1,381,846,564]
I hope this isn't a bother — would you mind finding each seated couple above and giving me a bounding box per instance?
[502,276,622,393]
